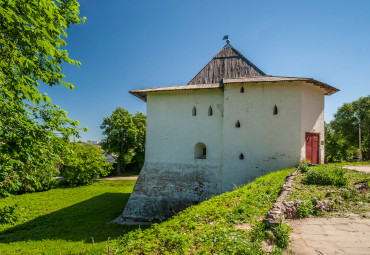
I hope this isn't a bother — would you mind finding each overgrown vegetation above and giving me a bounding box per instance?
[112,168,294,254]
[60,142,111,186]
[303,165,348,186]
[0,180,136,254]
[289,165,370,217]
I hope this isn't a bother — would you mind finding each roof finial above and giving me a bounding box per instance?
[223,35,230,44]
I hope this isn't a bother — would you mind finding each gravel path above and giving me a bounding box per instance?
[343,165,370,174]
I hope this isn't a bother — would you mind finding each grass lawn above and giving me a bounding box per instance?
[0,180,138,254]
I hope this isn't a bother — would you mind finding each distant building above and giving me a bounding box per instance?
[121,42,339,221]
[86,140,99,145]
[105,154,116,164]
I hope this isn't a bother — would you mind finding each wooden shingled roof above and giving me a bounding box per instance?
[129,43,339,101]
[188,43,265,85]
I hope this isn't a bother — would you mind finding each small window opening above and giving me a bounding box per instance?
[208,106,213,116]
[235,120,240,128]
[273,105,278,115]
[194,142,207,159]
[239,153,244,160]
[192,106,197,116]
[240,86,244,93]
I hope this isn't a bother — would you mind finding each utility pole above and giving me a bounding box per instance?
[359,122,362,161]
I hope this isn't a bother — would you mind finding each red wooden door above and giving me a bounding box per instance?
[305,132,319,164]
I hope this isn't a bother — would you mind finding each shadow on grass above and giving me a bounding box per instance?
[0,193,143,243]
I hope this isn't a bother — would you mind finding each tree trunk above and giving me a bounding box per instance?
[116,162,122,175]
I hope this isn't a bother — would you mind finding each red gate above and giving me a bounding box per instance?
[305,132,319,164]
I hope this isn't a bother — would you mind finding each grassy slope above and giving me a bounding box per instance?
[112,168,294,254]
[0,180,137,254]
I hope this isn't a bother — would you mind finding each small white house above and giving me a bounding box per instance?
[121,42,339,221]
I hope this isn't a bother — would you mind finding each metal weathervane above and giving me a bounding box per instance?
[223,35,230,44]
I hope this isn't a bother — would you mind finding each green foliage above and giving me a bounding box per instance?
[273,221,292,249]
[0,205,21,225]
[297,200,314,218]
[326,96,370,161]
[299,160,310,173]
[303,165,348,186]
[0,0,85,196]
[60,143,110,186]
[0,180,137,254]
[112,168,294,254]
[100,108,146,174]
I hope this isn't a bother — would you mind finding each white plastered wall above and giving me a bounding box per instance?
[300,83,325,164]
[221,82,302,192]
[146,89,224,165]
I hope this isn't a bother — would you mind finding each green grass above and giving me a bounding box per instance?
[111,168,294,254]
[0,180,138,254]
[289,167,370,217]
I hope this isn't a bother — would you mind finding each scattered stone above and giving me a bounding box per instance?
[313,198,335,212]
[354,182,369,192]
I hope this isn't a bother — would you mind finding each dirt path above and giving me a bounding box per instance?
[96,176,138,180]
[288,216,370,255]
[343,165,370,174]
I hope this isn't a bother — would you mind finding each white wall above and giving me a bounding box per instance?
[221,82,302,191]
[146,89,224,165]
[300,83,325,163]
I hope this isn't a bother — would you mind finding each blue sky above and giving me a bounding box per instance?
[44,0,370,142]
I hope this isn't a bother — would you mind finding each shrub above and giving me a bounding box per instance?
[0,205,21,225]
[297,200,314,218]
[60,143,111,186]
[303,166,348,186]
[273,221,292,249]
[298,160,310,173]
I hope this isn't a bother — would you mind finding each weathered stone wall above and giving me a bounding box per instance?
[121,162,222,221]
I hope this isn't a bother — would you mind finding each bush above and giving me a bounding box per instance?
[297,200,314,218]
[0,205,21,225]
[298,160,310,173]
[303,166,348,186]
[273,221,292,249]
[60,143,111,186]
[0,154,58,197]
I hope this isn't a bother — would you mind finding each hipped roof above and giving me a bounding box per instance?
[129,43,339,101]
[188,44,265,85]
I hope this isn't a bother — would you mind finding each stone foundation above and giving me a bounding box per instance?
[121,162,222,221]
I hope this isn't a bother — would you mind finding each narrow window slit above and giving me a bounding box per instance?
[192,106,197,116]
[273,105,278,115]
[239,153,244,160]
[208,106,213,116]
[235,120,240,128]
[240,87,244,93]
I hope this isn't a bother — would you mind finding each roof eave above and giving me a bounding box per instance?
[223,77,340,96]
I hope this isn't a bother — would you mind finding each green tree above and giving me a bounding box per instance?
[327,96,370,161]
[60,143,110,186]
[100,108,146,175]
[0,0,85,196]
[131,112,146,169]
